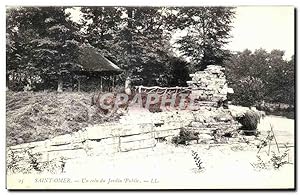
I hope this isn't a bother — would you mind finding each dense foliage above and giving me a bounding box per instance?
[7,6,235,90]
[175,7,235,71]
[6,7,82,91]
[6,6,294,110]
[225,49,294,107]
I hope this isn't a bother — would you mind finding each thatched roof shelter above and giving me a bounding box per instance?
[76,44,123,76]
[58,44,123,92]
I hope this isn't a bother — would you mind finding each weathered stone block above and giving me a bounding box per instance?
[47,142,84,152]
[120,132,154,143]
[153,122,182,131]
[186,127,216,134]
[98,137,120,145]
[86,123,120,139]
[83,140,120,156]
[86,146,120,156]
[198,134,213,140]
[50,134,73,146]
[115,123,153,136]
[190,121,205,128]
[154,129,181,138]
[69,130,87,143]
[120,138,157,152]
[47,149,87,161]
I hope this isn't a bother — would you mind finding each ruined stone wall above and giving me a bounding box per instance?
[7,65,241,167]
[7,112,194,164]
[187,65,233,107]
[7,110,240,165]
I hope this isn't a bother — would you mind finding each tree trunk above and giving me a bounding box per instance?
[126,7,134,77]
[6,74,10,91]
[57,77,63,92]
[77,78,81,92]
[100,76,103,92]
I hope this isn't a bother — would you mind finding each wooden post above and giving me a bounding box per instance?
[110,75,113,92]
[57,76,63,92]
[125,77,132,96]
[100,76,103,92]
[6,74,10,91]
[77,77,81,92]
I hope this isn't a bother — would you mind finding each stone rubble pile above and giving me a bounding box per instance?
[185,108,241,144]
[187,65,233,107]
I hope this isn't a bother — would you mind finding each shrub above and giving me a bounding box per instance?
[172,128,199,145]
[251,149,290,171]
[252,127,291,171]
[236,109,261,131]
[270,151,289,169]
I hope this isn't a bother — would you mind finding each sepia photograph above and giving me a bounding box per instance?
[5,4,295,190]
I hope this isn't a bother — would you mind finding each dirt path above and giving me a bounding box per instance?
[258,115,294,145]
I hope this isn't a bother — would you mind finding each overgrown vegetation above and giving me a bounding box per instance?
[251,148,291,171]
[191,150,204,170]
[270,150,290,169]
[251,126,291,171]
[172,128,199,145]
[27,150,41,172]
[7,148,62,174]
[6,91,121,146]
[7,149,23,173]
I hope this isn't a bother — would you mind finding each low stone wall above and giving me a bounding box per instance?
[7,111,188,162]
[7,65,241,169]
[7,109,240,165]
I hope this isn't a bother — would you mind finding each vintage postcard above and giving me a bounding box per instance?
[6,5,295,190]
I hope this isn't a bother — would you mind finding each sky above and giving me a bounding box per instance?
[68,6,295,59]
[226,6,294,59]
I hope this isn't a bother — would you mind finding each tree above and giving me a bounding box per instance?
[286,55,295,106]
[118,7,175,85]
[29,7,82,91]
[167,57,190,87]
[266,52,294,105]
[225,49,295,107]
[80,7,178,86]
[7,6,191,91]
[175,7,235,71]
[230,76,265,107]
[6,7,39,90]
[6,7,82,91]
[80,7,123,62]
